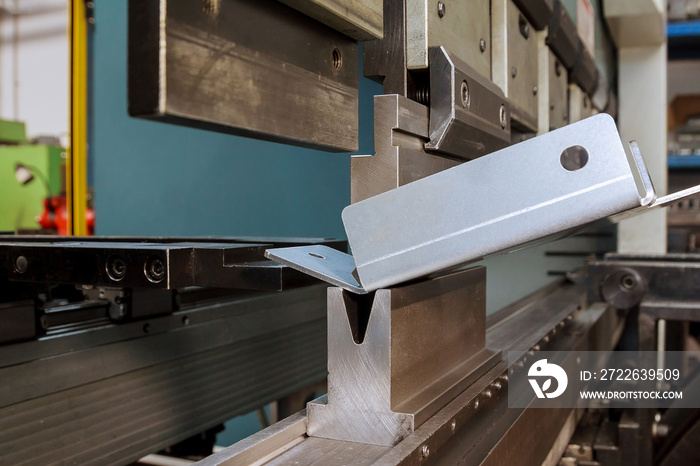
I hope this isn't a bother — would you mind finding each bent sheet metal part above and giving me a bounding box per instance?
[266,114,696,294]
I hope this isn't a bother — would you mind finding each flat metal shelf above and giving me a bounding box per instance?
[668,20,700,60]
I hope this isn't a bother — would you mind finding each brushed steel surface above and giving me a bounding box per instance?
[406,0,491,75]
[306,268,498,446]
[0,236,343,290]
[201,281,622,466]
[538,31,569,132]
[513,0,554,30]
[363,0,417,96]
[350,94,458,203]
[492,0,539,131]
[1,286,328,466]
[267,115,661,293]
[344,114,645,292]
[128,0,358,152]
[278,0,383,40]
[424,47,511,159]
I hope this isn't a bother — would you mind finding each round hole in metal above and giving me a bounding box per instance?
[560,145,589,171]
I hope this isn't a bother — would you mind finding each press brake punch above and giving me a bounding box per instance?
[266,114,700,294]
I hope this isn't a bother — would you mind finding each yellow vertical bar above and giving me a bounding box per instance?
[67,0,88,236]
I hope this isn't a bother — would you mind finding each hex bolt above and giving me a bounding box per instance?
[491,381,502,390]
[421,444,430,458]
[14,255,28,274]
[499,104,507,129]
[437,1,446,17]
[479,38,486,52]
[482,389,493,399]
[532,345,540,351]
[145,257,166,283]
[500,374,509,382]
[472,399,480,409]
[107,255,127,281]
[533,86,538,96]
[460,80,469,108]
[511,66,517,78]
[450,419,457,432]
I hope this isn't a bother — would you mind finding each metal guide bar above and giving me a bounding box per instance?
[266,114,695,294]
[1,237,344,290]
[128,0,359,152]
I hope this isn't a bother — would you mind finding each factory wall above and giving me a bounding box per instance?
[0,0,68,141]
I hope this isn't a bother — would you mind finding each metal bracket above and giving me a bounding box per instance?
[424,46,511,159]
[267,114,696,294]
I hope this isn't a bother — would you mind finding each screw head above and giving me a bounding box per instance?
[479,38,486,52]
[555,60,562,77]
[421,444,430,457]
[460,80,469,108]
[15,256,28,274]
[145,257,166,283]
[499,104,507,129]
[511,66,517,78]
[533,86,538,96]
[437,1,446,17]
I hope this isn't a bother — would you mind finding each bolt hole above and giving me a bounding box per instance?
[560,145,589,171]
[332,48,342,70]
[308,252,326,259]
[499,104,507,129]
[460,80,470,108]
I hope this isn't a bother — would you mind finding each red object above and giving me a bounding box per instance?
[37,195,94,235]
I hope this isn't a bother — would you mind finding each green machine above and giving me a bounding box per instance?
[0,119,64,233]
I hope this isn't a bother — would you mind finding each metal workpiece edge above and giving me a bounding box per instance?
[343,114,642,292]
[266,115,689,294]
[264,245,366,294]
